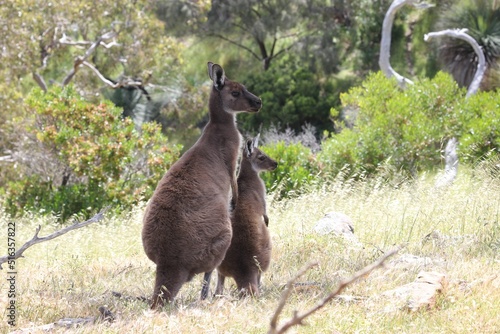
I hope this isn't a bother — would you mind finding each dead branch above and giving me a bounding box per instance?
[31,30,118,90]
[268,247,401,334]
[32,29,146,91]
[379,0,433,87]
[0,207,109,269]
[81,61,143,89]
[424,28,487,98]
[269,262,319,331]
[11,305,114,332]
[32,72,48,92]
[61,32,116,86]
[59,34,121,49]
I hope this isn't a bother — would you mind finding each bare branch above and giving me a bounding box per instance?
[269,262,319,331]
[269,247,401,334]
[0,207,109,269]
[61,31,117,86]
[59,34,120,49]
[59,34,93,47]
[269,37,278,58]
[379,0,433,87]
[81,61,143,88]
[100,41,121,49]
[424,29,487,98]
[32,72,48,92]
[273,41,299,59]
[34,30,120,90]
[207,33,262,61]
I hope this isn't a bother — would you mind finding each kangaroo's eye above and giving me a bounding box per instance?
[231,91,240,97]
[258,156,265,161]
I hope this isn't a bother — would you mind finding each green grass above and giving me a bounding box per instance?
[1,162,499,333]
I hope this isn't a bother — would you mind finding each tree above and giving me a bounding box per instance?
[378,0,435,86]
[0,0,188,133]
[435,0,500,90]
[0,0,208,190]
[157,0,342,71]
[1,0,184,90]
[237,55,345,136]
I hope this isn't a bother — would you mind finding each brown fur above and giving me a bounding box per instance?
[142,63,261,308]
[215,136,277,296]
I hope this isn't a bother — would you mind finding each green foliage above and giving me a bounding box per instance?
[1,0,185,88]
[458,90,500,161]
[237,55,349,136]
[318,71,500,176]
[160,81,210,151]
[0,0,187,189]
[346,0,391,73]
[155,0,211,36]
[203,0,312,70]
[259,72,500,193]
[5,86,181,222]
[5,177,108,221]
[260,141,319,199]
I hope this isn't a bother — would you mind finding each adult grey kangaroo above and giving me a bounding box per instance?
[142,62,262,308]
[202,135,277,298]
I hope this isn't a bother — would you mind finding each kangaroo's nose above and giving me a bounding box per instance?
[254,98,262,108]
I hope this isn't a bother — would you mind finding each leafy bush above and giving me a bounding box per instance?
[458,90,500,161]
[318,71,500,177]
[237,55,350,136]
[255,72,500,199]
[5,86,181,222]
[260,141,319,199]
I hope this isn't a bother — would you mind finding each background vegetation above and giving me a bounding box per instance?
[0,1,499,215]
[3,86,180,222]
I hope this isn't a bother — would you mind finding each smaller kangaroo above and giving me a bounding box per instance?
[215,134,277,296]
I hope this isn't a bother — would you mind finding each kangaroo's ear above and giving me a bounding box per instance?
[253,133,260,148]
[245,139,254,158]
[207,62,225,90]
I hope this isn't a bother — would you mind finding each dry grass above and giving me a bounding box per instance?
[1,163,499,333]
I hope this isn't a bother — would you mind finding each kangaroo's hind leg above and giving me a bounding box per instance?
[151,265,190,309]
[200,271,212,300]
[214,271,226,296]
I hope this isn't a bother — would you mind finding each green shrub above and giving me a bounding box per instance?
[459,90,500,162]
[237,55,347,136]
[318,71,500,177]
[260,141,319,199]
[5,86,181,222]
[319,72,462,176]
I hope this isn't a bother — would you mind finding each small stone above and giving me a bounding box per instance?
[313,211,361,246]
[382,271,447,312]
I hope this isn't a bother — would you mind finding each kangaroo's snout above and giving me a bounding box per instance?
[270,160,278,170]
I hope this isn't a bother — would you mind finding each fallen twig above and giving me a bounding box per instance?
[0,207,109,269]
[268,247,401,334]
[9,306,114,333]
[269,262,319,331]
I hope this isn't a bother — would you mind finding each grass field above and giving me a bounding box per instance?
[1,162,499,333]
